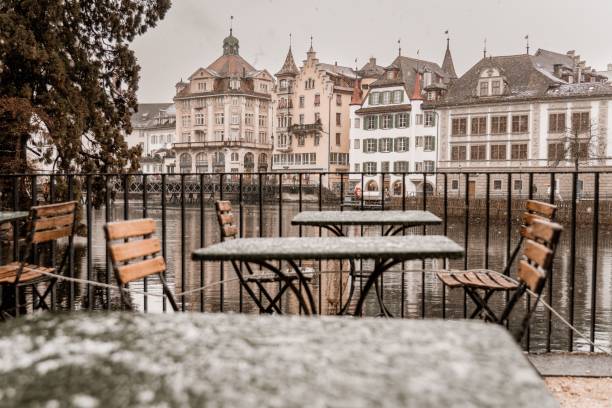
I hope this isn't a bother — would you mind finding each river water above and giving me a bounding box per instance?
[68,201,611,353]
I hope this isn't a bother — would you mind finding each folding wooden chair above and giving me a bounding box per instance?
[104,218,179,311]
[438,218,562,340]
[215,200,313,314]
[437,200,557,319]
[0,201,77,318]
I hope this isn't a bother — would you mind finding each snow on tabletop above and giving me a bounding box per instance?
[0,313,557,408]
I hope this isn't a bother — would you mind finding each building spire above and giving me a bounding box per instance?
[483,37,487,58]
[441,32,457,79]
[276,36,299,77]
[309,35,314,52]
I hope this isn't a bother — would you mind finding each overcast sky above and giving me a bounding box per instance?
[132,0,612,103]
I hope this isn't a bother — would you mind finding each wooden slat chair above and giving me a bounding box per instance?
[215,200,313,314]
[438,219,562,340]
[0,201,77,318]
[104,219,179,312]
[437,199,557,321]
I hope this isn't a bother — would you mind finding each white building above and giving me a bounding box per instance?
[349,49,456,198]
[124,103,176,173]
[432,48,612,198]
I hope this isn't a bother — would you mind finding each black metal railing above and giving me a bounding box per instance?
[0,170,610,354]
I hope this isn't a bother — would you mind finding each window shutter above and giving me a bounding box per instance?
[363,116,367,130]
[368,93,373,105]
[391,114,396,128]
[374,115,379,129]
[378,139,384,152]
[399,91,404,103]
[363,140,367,153]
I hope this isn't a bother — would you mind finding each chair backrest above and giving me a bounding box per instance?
[30,201,77,244]
[520,200,557,239]
[215,200,238,240]
[517,219,563,293]
[104,219,165,285]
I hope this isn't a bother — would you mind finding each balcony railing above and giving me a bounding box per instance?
[0,170,611,354]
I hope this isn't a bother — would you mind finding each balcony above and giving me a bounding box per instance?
[289,122,322,135]
[173,140,272,150]
[276,144,292,152]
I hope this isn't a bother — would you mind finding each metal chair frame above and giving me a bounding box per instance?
[215,200,313,314]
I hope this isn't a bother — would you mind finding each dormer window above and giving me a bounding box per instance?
[423,71,432,86]
[230,78,241,89]
[491,80,501,95]
[478,68,504,97]
[479,82,489,96]
[386,71,394,79]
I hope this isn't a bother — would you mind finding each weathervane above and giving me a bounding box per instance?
[483,37,487,58]
[525,34,530,54]
[398,38,401,56]
[230,15,233,35]
[445,30,449,48]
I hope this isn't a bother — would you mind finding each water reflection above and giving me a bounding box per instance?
[73,202,611,352]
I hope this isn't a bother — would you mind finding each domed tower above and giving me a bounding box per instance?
[223,28,239,56]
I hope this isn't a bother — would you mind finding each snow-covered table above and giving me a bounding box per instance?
[0,313,556,407]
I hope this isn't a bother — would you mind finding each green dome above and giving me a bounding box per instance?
[223,30,239,55]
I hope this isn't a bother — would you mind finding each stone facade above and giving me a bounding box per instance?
[271,44,355,188]
[172,30,274,174]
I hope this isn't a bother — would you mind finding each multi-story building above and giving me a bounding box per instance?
[124,103,176,173]
[272,43,356,188]
[172,29,274,174]
[432,48,612,198]
[349,45,456,198]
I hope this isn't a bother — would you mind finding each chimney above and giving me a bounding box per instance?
[608,63,612,71]
[553,64,562,78]
[369,57,376,65]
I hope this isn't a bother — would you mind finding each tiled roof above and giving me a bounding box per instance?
[358,58,385,79]
[131,103,174,128]
[206,54,256,77]
[433,52,612,107]
[318,63,357,79]
[370,56,449,92]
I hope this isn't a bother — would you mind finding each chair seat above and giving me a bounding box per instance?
[0,262,55,285]
[437,270,518,290]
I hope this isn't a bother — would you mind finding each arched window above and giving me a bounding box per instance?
[366,180,378,192]
[258,153,268,171]
[244,152,255,171]
[195,152,208,173]
[179,153,192,173]
[213,151,225,165]
[392,181,403,196]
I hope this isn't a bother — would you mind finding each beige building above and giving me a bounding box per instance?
[172,30,274,174]
[431,49,612,198]
[272,43,356,188]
